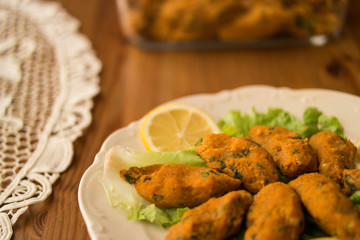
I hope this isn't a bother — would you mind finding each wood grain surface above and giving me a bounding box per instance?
[11,0,360,239]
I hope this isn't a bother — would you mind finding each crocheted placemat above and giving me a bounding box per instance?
[0,0,101,239]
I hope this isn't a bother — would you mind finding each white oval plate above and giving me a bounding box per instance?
[78,85,360,240]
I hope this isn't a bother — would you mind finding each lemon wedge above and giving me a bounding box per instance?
[140,103,219,152]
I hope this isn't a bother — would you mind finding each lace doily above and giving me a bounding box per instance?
[0,0,101,239]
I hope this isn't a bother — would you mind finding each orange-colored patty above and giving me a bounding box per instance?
[309,130,357,184]
[165,190,253,240]
[249,125,318,178]
[195,133,279,193]
[120,164,242,208]
[245,182,305,240]
[289,172,360,240]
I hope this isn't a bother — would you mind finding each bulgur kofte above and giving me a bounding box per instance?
[195,133,279,193]
[245,182,305,240]
[309,130,357,184]
[165,190,253,240]
[120,163,242,208]
[289,172,360,240]
[248,125,318,178]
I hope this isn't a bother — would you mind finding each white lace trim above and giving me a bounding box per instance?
[0,0,101,239]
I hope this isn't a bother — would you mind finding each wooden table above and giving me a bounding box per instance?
[11,0,360,239]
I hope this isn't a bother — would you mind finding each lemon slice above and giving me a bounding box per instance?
[140,103,219,152]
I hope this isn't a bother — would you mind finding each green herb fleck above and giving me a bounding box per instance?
[181,214,195,222]
[242,149,250,156]
[153,194,164,202]
[209,170,220,175]
[209,156,216,162]
[201,171,210,178]
[336,150,344,156]
[293,149,300,154]
[256,162,264,169]
[220,161,227,169]
[345,178,357,191]
[195,138,203,146]
[279,226,289,231]
[279,172,293,183]
[144,176,152,181]
[231,167,243,180]
[233,152,243,158]
[124,174,136,183]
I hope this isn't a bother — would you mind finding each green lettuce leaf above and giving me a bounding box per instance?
[218,107,344,139]
[350,191,360,211]
[137,204,189,227]
[101,145,206,227]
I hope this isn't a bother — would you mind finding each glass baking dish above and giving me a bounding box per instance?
[115,0,348,50]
